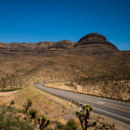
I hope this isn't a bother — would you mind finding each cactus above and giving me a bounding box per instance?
[37,115,50,130]
[23,99,32,113]
[76,104,92,130]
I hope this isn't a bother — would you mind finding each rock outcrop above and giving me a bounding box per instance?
[73,33,119,55]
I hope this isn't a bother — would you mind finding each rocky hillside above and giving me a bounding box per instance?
[0,33,130,100]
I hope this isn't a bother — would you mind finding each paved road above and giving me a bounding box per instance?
[34,83,130,124]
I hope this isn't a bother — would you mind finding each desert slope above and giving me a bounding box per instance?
[0,33,130,100]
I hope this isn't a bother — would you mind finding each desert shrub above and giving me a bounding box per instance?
[65,119,78,130]
[65,81,77,89]
[46,128,53,130]
[8,100,15,109]
[0,78,7,88]
[113,82,118,85]
[16,109,25,113]
[55,121,65,130]
[55,119,77,130]
[29,109,37,119]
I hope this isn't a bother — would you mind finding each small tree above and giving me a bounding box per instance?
[37,115,50,130]
[76,104,92,130]
[23,99,32,113]
[29,109,37,119]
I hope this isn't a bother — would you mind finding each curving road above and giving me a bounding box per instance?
[34,83,130,124]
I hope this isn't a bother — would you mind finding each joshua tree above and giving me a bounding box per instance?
[76,104,92,130]
[23,99,32,113]
[37,115,50,130]
[8,100,15,108]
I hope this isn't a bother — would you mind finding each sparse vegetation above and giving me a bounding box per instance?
[74,74,130,100]
[65,81,77,89]
[74,72,130,86]
[0,47,129,101]
[0,88,20,92]
[0,107,34,130]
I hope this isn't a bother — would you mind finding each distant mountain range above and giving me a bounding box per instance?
[0,33,129,55]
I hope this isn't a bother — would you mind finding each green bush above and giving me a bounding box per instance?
[65,119,78,130]
[0,110,34,130]
[29,109,37,119]
[56,119,77,130]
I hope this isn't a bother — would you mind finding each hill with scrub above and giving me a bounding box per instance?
[0,33,130,100]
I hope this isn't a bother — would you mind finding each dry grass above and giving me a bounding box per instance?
[0,86,78,122]
[0,87,130,130]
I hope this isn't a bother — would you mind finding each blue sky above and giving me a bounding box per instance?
[0,0,130,50]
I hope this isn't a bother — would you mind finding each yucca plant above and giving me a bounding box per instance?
[76,104,92,130]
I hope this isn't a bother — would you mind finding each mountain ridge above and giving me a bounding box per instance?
[0,33,128,55]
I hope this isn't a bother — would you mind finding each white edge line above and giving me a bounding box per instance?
[34,85,130,122]
[93,107,130,122]
[35,84,130,106]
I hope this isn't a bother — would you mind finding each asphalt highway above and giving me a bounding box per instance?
[34,83,130,124]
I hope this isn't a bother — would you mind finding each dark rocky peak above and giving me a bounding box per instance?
[75,33,118,50]
[79,33,106,42]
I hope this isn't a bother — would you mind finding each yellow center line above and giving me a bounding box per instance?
[78,97,130,113]
[52,90,130,113]
[51,86,130,109]
[72,93,130,109]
